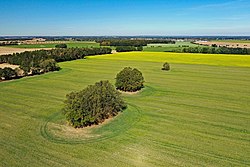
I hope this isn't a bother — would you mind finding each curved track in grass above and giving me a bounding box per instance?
[40,103,143,144]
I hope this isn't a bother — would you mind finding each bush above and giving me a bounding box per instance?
[62,80,126,128]
[162,62,170,71]
[55,44,67,48]
[115,67,144,92]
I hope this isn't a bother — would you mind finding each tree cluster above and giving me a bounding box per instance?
[116,46,143,52]
[115,67,144,92]
[180,46,250,55]
[55,44,67,48]
[62,80,127,128]
[0,67,18,80]
[0,47,112,81]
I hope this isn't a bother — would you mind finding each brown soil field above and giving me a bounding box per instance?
[0,63,19,69]
[0,47,52,55]
[194,41,250,48]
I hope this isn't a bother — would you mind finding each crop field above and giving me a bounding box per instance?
[6,41,100,48]
[1,52,250,166]
[144,41,205,52]
[0,46,52,56]
[211,40,250,43]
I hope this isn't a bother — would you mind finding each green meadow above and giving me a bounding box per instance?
[143,41,205,52]
[1,52,250,166]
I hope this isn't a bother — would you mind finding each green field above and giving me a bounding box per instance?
[6,41,100,48]
[144,41,205,52]
[1,52,250,166]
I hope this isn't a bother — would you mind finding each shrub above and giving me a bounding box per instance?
[62,80,126,128]
[115,67,144,92]
[162,62,170,71]
[55,44,67,48]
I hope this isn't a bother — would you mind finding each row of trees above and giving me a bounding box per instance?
[98,39,175,47]
[0,47,112,81]
[179,46,250,55]
[0,41,19,46]
[116,46,143,52]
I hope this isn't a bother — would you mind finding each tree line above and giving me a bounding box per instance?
[98,39,175,47]
[116,46,143,52]
[0,41,19,46]
[0,47,112,81]
[178,46,250,55]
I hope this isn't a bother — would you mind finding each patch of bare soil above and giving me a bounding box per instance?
[194,41,250,48]
[48,114,120,139]
[0,47,52,56]
[118,90,141,95]
[48,122,99,139]
[0,63,19,69]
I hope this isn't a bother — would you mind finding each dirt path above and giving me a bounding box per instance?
[0,47,52,55]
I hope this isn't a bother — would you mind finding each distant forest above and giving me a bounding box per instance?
[97,39,175,47]
[178,46,250,55]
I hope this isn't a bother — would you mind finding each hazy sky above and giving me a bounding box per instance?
[0,0,250,36]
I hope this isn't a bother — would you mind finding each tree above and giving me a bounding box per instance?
[39,59,60,73]
[55,44,67,48]
[162,62,170,71]
[115,67,144,92]
[137,46,143,51]
[62,80,126,128]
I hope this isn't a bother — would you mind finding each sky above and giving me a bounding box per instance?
[0,0,250,36]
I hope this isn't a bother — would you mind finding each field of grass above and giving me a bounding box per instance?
[6,41,100,48]
[1,52,250,166]
[144,41,206,52]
